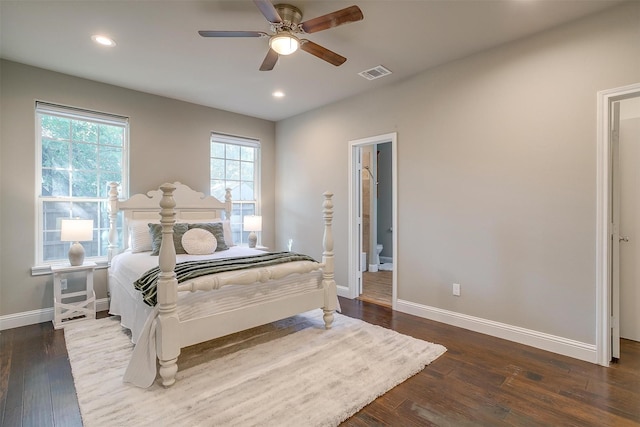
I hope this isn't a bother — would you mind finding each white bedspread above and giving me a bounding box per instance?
[109,247,275,342]
[108,247,327,387]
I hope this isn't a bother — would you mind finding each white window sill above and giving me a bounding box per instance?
[31,259,109,276]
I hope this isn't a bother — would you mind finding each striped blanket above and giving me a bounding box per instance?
[133,251,318,307]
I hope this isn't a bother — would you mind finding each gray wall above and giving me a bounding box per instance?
[274,3,640,345]
[0,60,276,316]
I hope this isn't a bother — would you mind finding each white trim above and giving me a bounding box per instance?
[336,284,351,299]
[0,298,110,330]
[31,259,109,276]
[347,132,398,306]
[595,82,640,367]
[396,299,597,363]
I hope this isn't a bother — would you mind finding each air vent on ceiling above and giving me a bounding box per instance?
[358,65,392,81]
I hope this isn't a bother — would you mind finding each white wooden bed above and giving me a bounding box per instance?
[107,182,337,387]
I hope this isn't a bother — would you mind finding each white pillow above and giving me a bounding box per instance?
[178,219,234,247]
[181,228,217,255]
[128,220,157,253]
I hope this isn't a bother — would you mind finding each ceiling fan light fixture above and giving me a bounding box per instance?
[269,33,299,55]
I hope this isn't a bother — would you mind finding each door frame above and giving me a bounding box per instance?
[595,82,640,366]
[347,132,398,307]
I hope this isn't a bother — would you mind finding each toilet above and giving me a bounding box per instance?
[369,244,383,272]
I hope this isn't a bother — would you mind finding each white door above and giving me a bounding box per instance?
[357,148,364,296]
[611,101,621,360]
[618,97,640,343]
[597,83,640,366]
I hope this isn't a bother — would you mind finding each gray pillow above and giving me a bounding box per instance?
[188,223,229,252]
[148,223,189,256]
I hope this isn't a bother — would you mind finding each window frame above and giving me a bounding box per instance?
[35,101,129,267]
[210,133,261,246]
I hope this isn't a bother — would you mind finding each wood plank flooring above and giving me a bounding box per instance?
[1,302,639,426]
[358,270,392,307]
[339,298,640,426]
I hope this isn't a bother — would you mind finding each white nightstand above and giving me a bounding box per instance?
[51,262,97,329]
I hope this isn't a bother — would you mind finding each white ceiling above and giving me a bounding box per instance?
[0,0,623,121]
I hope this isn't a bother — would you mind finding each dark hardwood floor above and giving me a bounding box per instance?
[339,298,640,427]
[1,301,639,426]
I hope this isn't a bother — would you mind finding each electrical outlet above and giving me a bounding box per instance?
[452,283,461,296]
[61,278,68,290]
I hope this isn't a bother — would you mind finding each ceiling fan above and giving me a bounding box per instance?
[198,0,364,71]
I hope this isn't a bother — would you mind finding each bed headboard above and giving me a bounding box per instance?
[107,182,231,259]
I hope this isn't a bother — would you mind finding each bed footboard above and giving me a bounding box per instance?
[157,183,180,387]
[321,191,337,329]
[154,183,336,387]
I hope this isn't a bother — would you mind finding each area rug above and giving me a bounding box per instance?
[64,310,446,427]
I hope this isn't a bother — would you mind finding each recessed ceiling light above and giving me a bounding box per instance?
[91,34,116,47]
[272,91,285,98]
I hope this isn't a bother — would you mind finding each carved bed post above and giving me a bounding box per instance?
[322,191,337,329]
[156,183,180,387]
[107,182,119,261]
[224,187,232,220]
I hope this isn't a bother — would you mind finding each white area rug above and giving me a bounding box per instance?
[64,310,446,427]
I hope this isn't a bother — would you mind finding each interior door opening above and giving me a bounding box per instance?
[612,96,640,362]
[347,133,397,309]
[596,83,640,366]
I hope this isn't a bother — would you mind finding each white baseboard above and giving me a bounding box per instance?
[337,284,353,299]
[0,298,110,331]
[4,295,594,363]
[396,299,597,363]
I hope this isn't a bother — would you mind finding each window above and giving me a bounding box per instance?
[36,102,129,265]
[210,133,260,245]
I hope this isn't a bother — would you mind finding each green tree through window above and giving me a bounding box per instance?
[37,103,129,264]
[210,133,260,245]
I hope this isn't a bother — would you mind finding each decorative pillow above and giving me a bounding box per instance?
[128,220,157,253]
[188,223,229,251]
[181,228,217,255]
[148,223,189,256]
[179,219,234,247]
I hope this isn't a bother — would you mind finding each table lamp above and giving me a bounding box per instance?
[243,215,262,248]
[61,219,93,266]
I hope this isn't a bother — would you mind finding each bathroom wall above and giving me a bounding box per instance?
[377,143,393,260]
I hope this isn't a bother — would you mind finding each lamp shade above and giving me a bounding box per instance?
[243,215,262,232]
[61,219,93,266]
[269,34,299,55]
[244,215,261,249]
[60,219,93,242]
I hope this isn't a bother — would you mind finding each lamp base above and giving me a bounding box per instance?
[248,232,257,248]
[68,242,85,266]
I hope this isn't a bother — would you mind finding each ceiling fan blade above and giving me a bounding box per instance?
[259,48,279,71]
[199,30,268,38]
[300,40,346,66]
[253,0,282,23]
[300,5,363,34]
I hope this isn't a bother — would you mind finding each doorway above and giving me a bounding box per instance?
[596,83,640,366]
[615,97,640,351]
[347,133,397,308]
